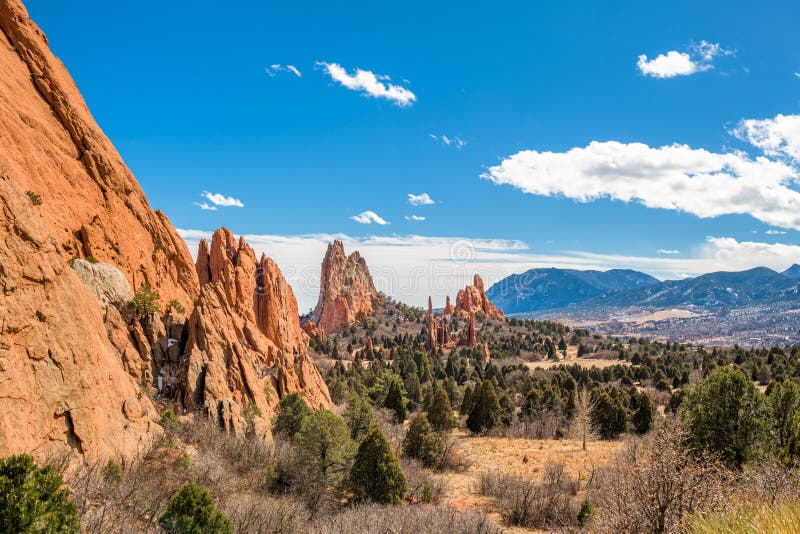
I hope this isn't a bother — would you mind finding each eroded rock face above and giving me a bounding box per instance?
[0,174,161,465]
[183,229,331,437]
[0,0,198,310]
[310,240,377,334]
[455,274,505,320]
[0,0,201,465]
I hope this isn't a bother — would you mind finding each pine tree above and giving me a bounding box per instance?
[402,414,443,468]
[466,381,501,433]
[632,391,655,435]
[460,385,474,415]
[159,483,231,534]
[272,392,311,438]
[343,394,374,441]
[383,378,408,423]
[350,427,407,504]
[293,410,355,489]
[427,387,457,432]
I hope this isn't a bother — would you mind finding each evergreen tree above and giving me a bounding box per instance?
[591,390,628,439]
[293,410,355,488]
[343,394,374,442]
[681,366,771,467]
[402,414,443,468]
[466,381,501,433]
[0,454,78,534]
[632,391,655,435]
[272,392,311,438]
[427,387,457,432]
[768,380,800,464]
[460,385,474,415]
[350,427,407,504]
[159,483,231,534]
[383,378,408,423]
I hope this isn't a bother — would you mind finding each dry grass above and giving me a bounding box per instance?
[435,430,623,530]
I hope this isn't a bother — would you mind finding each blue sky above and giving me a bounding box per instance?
[26,0,800,309]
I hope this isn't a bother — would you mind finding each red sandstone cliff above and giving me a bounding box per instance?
[308,240,378,334]
[455,274,505,320]
[183,229,331,437]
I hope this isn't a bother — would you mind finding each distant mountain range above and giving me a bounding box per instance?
[487,265,800,314]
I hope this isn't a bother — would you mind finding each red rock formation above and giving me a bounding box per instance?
[443,295,454,316]
[482,343,491,364]
[455,274,504,320]
[364,336,374,354]
[311,240,378,334]
[0,0,198,309]
[183,229,331,437]
[0,0,199,465]
[301,320,324,341]
[460,313,478,347]
[426,296,438,351]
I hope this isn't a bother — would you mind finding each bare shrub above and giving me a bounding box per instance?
[592,417,727,534]
[224,494,307,533]
[477,467,576,529]
[311,503,500,534]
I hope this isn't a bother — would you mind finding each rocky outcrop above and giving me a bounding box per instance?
[0,173,161,464]
[455,275,505,320]
[460,313,477,347]
[183,229,331,437]
[0,0,199,465]
[309,240,378,334]
[301,320,324,341]
[425,296,456,353]
[0,0,198,310]
[70,259,134,309]
[443,296,454,316]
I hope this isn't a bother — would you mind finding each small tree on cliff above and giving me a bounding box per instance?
[350,427,407,504]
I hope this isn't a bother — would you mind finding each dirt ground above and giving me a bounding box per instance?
[524,346,629,371]
[437,430,623,531]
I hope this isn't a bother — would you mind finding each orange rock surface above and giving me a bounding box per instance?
[310,240,378,334]
[455,274,505,320]
[184,229,331,437]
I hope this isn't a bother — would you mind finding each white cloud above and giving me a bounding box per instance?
[265,64,302,77]
[405,215,426,221]
[350,210,389,225]
[178,229,800,311]
[657,249,680,255]
[637,40,731,78]
[637,51,698,78]
[194,202,217,211]
[734,114,800,163]
[408,193,435,206]
[202,191,244,207]
[482,126,800,230]
[766,229,787,235]
[317,62,416,106]
[429,134,467,148]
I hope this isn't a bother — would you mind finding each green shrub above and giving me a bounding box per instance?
[577,498,594,528]
[133,283,160,316]
[427,388,457,432]
[0,454,78,533]
[25,191,42,206]
[293,410,355,489]
[102,460,124,483]
[160,409,180,431]
[402,414,443,468]
[158,483,231,534]
[383,378,408,423]
[166,299,185,314]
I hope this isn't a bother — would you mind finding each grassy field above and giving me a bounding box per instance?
[437,431,623,531]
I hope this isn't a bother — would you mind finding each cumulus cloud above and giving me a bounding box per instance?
[194,202,217,211]
[429,134,467,148]
[482,122,800,230]
[350,210,389,225]
[265,64,302,77]
[637,40,731,78]
[657,249,680,255]
[202,191,244,207]
[178,229,800,310]
[317,62,416,106]
[734,114,800,163]
[408,193,435,206]
[405,215,426,221]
